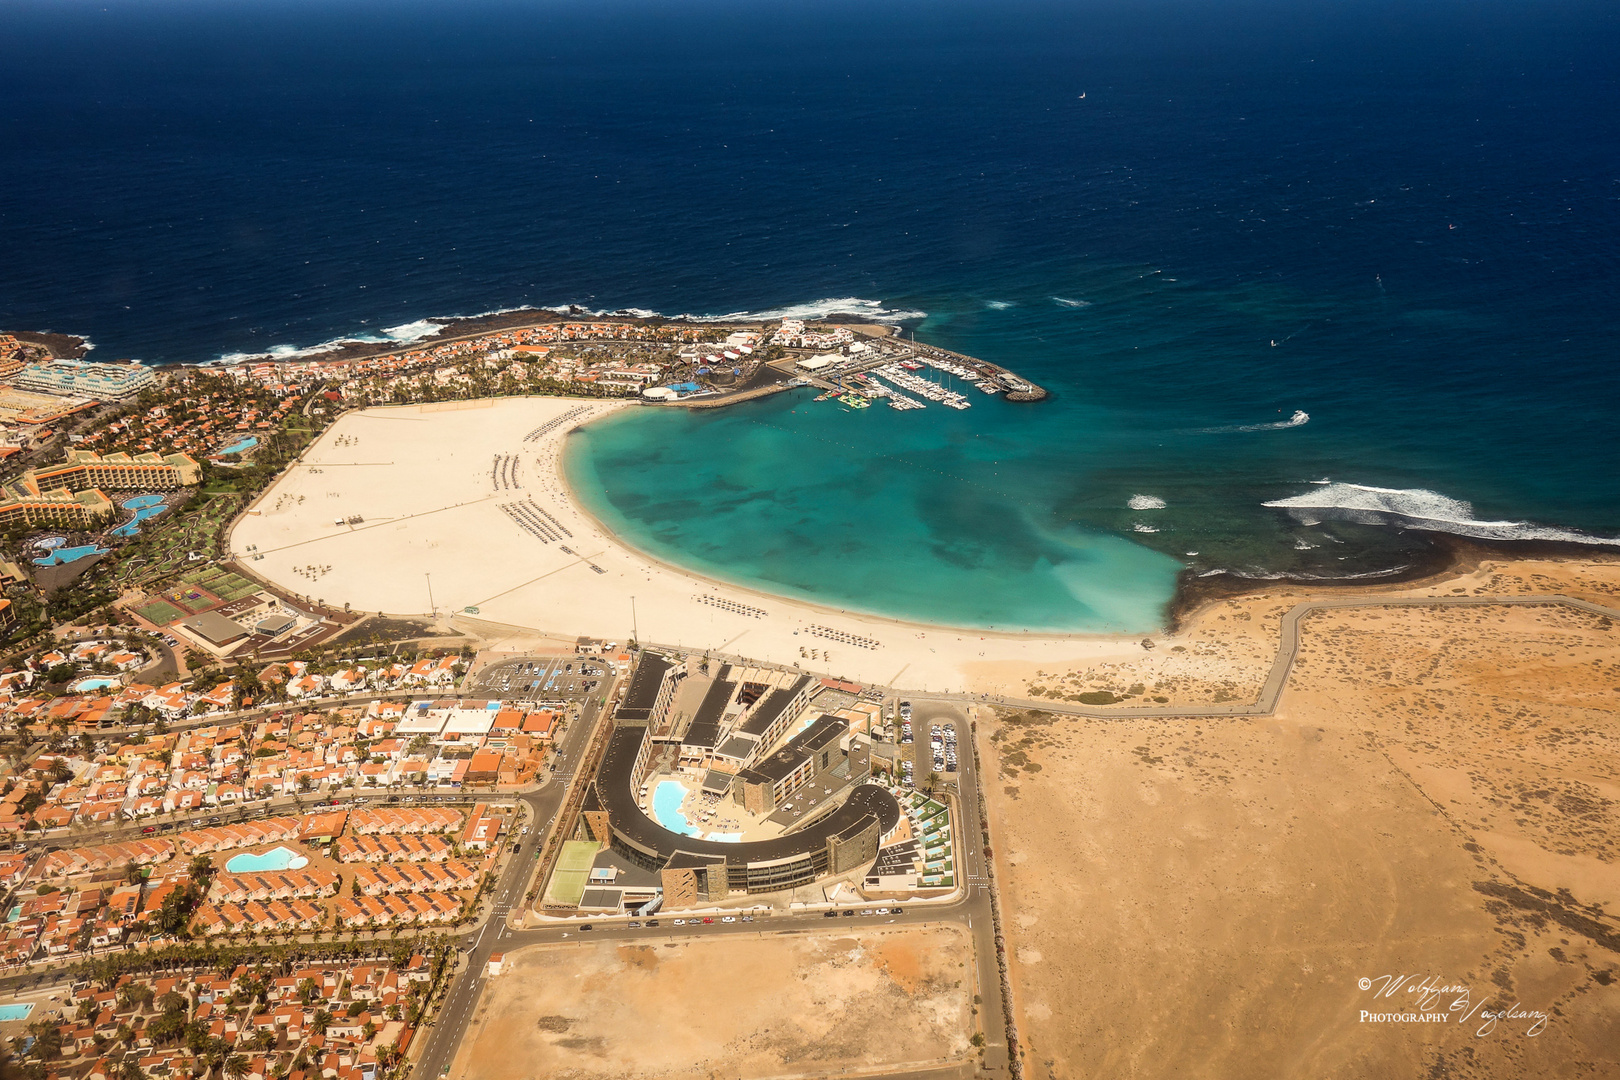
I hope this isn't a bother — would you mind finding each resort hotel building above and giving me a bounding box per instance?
[0,449,200,529]
[11,357,157,400]
[576,651,901,907]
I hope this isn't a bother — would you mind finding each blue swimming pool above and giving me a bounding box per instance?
[220,436,259,456]
[651,781,700,837]
[33,536,66,549]
[0,1004,34,1021]
[69,677,118,693]
[110,495,168,538]
[33,543,109,567]
[224,846,309,873]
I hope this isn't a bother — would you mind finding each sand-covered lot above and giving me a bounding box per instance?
[448,925,976,1080]
[984,559,1620,1080]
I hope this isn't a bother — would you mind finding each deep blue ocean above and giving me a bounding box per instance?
[3,0,1617,631]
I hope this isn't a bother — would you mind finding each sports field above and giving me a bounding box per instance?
[542,840,598,907]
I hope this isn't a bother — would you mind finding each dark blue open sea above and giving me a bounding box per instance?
[3,0,1617,631]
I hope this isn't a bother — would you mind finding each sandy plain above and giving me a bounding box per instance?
[984,558,1620,1080]
[446,925,976,1080]
[230,397,1148,691]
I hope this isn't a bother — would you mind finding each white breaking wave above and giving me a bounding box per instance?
[208,296,925,365]
[550,296,927,324]
[986,300,1014,310]
[1264,482,1620,547]
[1132,522,1159,533]
[1128,494,1167,510]
[1052,296,1091,308]
[696,296,926,323]
[1199,409,1310,434]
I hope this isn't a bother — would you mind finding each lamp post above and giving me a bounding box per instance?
[425,573,436,618]
[631,595,638,644]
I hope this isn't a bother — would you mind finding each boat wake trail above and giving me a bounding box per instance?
[1263,482,1620,546]
[1199,409,1310,433]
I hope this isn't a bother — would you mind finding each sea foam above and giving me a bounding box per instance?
[1128,494,1167,510]
[1264,482,1620,546]
[1052,296,1091,308]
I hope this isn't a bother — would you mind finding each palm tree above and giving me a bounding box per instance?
[224,1054,250,1080]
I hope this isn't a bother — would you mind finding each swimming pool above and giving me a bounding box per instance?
[33,536,66,549]
[224,846,309,873]
[33,544,109,567]
[110,495,168,538]
[651,781,701,837]
[219,436,259,456]
[69,677,118,693]
[0,1004,34,1021]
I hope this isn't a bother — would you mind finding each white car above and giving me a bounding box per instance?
[672,918,686,926]
[721,916,735,923]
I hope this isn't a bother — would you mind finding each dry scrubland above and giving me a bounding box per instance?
[1012,554,1620,708]
[449,925,975,1080]
[985,558,1620,1080]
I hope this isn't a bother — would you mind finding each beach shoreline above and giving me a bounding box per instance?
[555,415,1144,646]
[230,394,1620,697]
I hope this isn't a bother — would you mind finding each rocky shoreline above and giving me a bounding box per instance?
[1165,532,1620,632]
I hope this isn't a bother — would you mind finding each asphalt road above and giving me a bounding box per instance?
[409,691,604,1080]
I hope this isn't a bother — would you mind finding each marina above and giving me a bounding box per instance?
[765,332,1046,415]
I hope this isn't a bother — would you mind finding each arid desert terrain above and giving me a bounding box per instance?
[983,557,1620,1079]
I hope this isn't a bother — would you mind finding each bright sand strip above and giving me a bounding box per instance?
[231,397,1147,691]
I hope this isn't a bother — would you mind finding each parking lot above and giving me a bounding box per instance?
[894,699,965,790]
[468,654,615,702]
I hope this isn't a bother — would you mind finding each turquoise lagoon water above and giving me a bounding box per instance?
[34,544,109,568]
[224,846,308,873]
[651,781,699,837]
[566,395,1183,634]
[111,495,167,538]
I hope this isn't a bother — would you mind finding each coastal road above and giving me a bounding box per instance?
[654,592,1620,721]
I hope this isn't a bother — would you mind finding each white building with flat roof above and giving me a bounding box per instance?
[13,357,156,400]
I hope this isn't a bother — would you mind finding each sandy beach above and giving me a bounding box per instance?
[230,397,1148,690]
